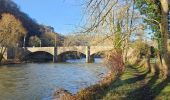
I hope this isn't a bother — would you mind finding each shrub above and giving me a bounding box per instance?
[104,49,125,77]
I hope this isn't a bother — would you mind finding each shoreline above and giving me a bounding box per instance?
[0,60,111,100]
[0,60,23,66]
[53,71,115,100]
[0,60,56,66]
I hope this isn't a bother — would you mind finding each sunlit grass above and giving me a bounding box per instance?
[76,64,170,100]
[101,65,170,100]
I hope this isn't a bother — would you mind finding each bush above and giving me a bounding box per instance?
[104,49,125,76]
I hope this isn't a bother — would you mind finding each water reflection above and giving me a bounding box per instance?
[66,58,103,63]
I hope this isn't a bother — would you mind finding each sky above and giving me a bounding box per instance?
[13,0,84,35]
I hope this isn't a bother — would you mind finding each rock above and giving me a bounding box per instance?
[53,89,76,100]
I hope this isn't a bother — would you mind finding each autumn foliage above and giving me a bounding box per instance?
[105,49,125,76]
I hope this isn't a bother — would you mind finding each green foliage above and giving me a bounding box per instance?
[131,39,150,60]
[41,35,55,47]
[135,0,165,54]
[40,26,63,47]
[135,0,161,39]
[28,36,41,47]
[114,21,122,49]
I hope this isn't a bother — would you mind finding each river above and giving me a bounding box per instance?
[0,58,108,100]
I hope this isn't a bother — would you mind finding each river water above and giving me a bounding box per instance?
[0,59,108,100]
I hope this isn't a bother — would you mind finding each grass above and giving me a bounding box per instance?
[76,64,170,100]
[55,64,170,100]
[101,65,170,100]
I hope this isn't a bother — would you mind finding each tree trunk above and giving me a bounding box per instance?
[159,0,169,78]
[0,53,3,63]
[0,47,7,63]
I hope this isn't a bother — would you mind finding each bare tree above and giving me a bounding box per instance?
[82,0,145,76]
[0,13,26,62]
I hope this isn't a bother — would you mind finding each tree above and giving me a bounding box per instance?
[28,36,41,47]
[40,32,56,47]
[0,13,26,62]
[135,0,169,78]
[39,25,64,47]
[83,0,144,76]
[63,34,90,46]
[0,0,42,46]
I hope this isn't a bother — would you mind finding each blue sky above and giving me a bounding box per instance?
[13,0,84,35]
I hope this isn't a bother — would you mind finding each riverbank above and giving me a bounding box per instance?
[0,62,107,100]
[53,64,170,100]
[0,59,52,65]
[0,59,26,65]
[53,70,115,100]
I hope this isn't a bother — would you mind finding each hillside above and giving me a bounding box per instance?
[0,0,63,46]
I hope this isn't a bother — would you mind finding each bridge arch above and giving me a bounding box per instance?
[90,52,105,58]
[23,51,53,62]
[57,51,86,62]
[57,46,87,56]
[25,47,55,56]
[6,46,115,63]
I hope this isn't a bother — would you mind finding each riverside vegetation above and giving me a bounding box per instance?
[53,59,170,100]
[0,0,170,100]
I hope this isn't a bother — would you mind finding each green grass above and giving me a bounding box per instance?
[101,65,170,100]
[75,65,170,100]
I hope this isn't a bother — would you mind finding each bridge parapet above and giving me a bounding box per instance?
[25,47,55,55]
[90,46,114,55]
[57,46,87,55]
[6,46,115,63]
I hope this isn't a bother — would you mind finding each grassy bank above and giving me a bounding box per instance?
[54,64,170,100]
[77,66,170,100]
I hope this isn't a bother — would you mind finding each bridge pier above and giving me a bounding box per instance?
[89,55,95,63]
[5,46,115,63]
[86,46,90,63]
[53,47,58,63]
[86,46,94,63]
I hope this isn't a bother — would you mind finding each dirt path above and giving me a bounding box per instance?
[102,66,170,100]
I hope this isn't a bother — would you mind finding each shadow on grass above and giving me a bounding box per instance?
[77,65,170,100]
[150,78,170,99]
[116,65,149,86]
[109,70,149,89]
[76,67,149,100]
[95,66,150,100]
[124,71,170,100]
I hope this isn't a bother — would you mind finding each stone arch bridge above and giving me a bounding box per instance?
[7,46,114,63]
